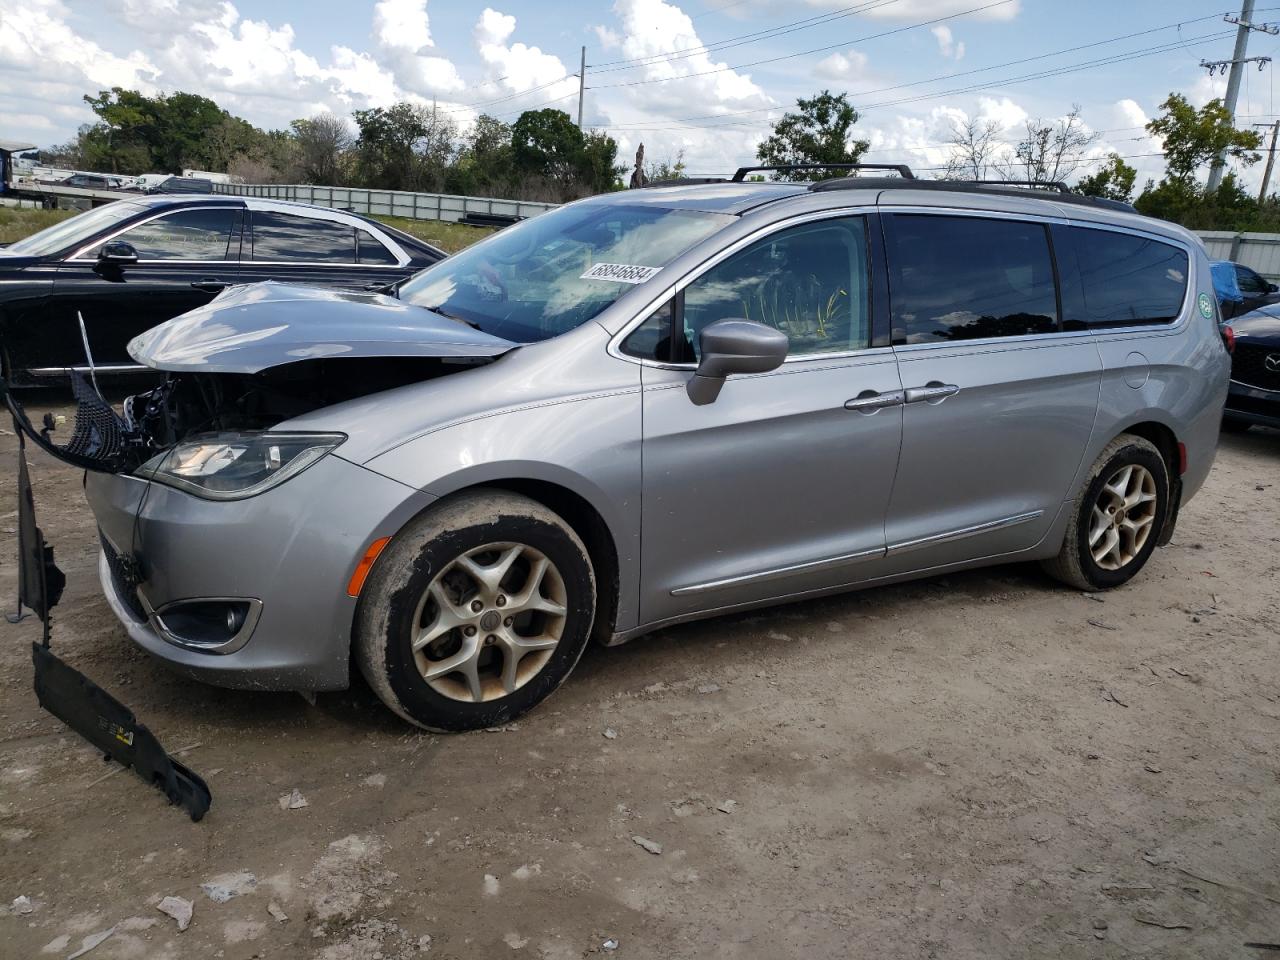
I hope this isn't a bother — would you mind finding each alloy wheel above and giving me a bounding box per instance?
[411,542,568,702]
[1088,463,1158,570]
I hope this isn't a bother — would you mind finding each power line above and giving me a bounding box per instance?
[589,0,903,72]
[603,30,1232,135]
[605,13,1229,130]
[588,0,1014,90]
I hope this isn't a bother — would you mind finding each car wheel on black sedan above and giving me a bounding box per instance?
[355,490,596,731]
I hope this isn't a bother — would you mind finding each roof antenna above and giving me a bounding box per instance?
[76,311,102,398]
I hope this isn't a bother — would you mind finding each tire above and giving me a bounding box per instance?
[1041,434,1170,592]
[355,490,596,731]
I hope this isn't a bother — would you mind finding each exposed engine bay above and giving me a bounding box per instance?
[122,355,490,457]
[6,355,492,476]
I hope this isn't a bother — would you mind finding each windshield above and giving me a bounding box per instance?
[3,201,144,257]
[398,202,733,343]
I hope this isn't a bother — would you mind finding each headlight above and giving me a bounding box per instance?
[137,431,346,500]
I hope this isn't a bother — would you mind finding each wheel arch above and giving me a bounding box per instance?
[376,475,625,644]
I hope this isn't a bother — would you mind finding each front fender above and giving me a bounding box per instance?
[362,390,643,630]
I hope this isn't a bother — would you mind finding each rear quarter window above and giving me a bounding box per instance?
[1069,227,1188,329]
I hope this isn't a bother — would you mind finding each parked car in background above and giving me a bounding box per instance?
[1212,259,1280,320]
[53,169,1228,731]
[0,195,445,382]
[62,173,120,191]
[147,176,215,195]
[1220,304,1280,431]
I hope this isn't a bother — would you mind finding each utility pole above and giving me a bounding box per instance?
[1204,1,1280,191]
[1254,121,1280,202]
[577,46,586,128]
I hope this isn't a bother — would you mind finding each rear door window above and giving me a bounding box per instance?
[1069,227,1188,328]
[357,229,398,265]
[251,212,355,263]
[884,214,1058,344]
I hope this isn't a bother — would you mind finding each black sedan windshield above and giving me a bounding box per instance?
[3,202,144,257]
[398,203,732,343]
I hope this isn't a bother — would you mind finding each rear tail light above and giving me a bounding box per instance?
[1222,325,1235,353]
[1177,441,1188,476]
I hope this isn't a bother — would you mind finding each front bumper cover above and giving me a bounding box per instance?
[86,454,435,691]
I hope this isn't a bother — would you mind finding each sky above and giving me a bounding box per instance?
[1,0,1279,190]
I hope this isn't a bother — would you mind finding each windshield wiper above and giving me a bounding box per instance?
[428,306,482,331]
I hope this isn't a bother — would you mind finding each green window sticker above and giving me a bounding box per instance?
[1198,292,1214,320]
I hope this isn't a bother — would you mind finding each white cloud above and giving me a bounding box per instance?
[847,0,1019,20]
[930,25,964,60]
[474,8,575,95]
[373,0,434,53]
[816,49,871,82]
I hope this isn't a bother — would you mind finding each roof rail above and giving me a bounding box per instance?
[808,176,1138,213]
[731,163,914,182]
[957,179,1072,193]
[641,177,730,188]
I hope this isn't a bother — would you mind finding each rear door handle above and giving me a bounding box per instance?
[844,389,905,413]
[191,278,229,292]
[904,382,960,404]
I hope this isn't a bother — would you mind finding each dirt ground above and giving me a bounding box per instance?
[1,399,1278,960]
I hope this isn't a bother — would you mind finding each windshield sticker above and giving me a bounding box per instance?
[580,262,661,284]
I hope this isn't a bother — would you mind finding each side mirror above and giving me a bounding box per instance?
[687,318,788,406]
[98,240,138,265]
[1268,282,1278,293]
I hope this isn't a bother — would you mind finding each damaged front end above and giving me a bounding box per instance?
[4,281,518,820]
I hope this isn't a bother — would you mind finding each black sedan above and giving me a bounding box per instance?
[1217,260,1280,320]
[0,195,444,383]
[1223,306,1280,431]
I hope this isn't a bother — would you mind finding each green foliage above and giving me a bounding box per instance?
[79,87,268,175]
[1146,94,1261,183]
[42,89,615,202]
[0,207,76,245]
[1075,154,1137,203]
[1129,93,1269,231]
[352,103,455,191]
[755,90,869,182]
[509,109,621,198]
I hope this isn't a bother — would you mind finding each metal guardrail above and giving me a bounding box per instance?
[212,183,559,223]
[1195,230,1280,280]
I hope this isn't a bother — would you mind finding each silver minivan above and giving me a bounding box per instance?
[73,168,1229,730]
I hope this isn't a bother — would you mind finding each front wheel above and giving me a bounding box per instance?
[355,490,596,731]
[1041,434,1170,591]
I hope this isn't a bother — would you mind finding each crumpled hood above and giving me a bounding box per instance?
[128,280,516,373]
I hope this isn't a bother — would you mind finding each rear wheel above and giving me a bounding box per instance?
[1041,434,1169,591]
[355,491,596,731]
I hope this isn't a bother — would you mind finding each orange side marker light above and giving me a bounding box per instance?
[347,536,392,597]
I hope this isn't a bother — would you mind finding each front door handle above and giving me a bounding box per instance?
[904,382,960,404]
[191,278,229,292]
[844,389,905,413]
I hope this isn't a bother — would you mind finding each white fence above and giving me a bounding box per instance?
[1196,231,1280,280]
[213,182,559,224]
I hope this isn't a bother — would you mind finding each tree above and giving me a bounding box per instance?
[943,116,1004,180]
[511,108,585,186]
[1001,106,1098,186]
[291,114,353,185]
[448,114,513,195]
[756,90,869,181]
[1075,153,1137,202]
[645,149,687,183]
[1146,93,1261,184]
[579,129,623,193]
[355,103,440,192]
